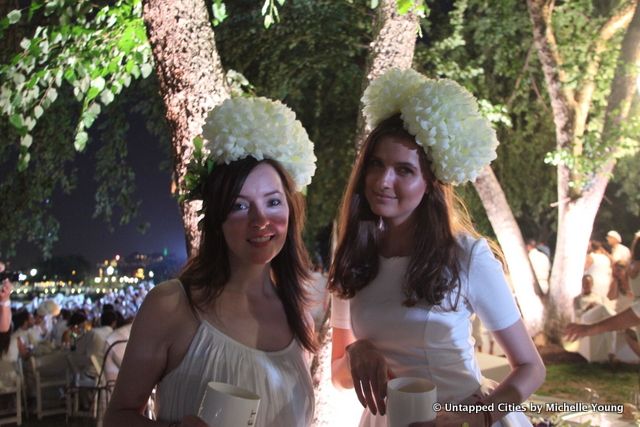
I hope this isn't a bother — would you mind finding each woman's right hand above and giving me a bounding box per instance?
[346,339,389,416]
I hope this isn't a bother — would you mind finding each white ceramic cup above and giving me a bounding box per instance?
[386,377,437,427]
[197,381,261,427]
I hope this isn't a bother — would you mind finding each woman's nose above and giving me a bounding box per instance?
[378,168,394,189]
[249,206,268,229]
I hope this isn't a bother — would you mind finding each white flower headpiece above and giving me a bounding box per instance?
[182,97,317,200]
[362,68,499,184]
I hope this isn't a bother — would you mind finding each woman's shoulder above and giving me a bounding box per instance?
[137,279,197,328]
[455,233,490,257]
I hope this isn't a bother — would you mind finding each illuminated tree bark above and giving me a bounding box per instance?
[142,0,230,256]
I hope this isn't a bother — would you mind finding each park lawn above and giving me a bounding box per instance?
[536,362,639,404]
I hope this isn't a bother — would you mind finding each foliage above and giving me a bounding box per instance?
[215,0,372,255]
[0,0,173,259]
[415,0,558,241]
[542,0,640,192]
[0,0,153,170]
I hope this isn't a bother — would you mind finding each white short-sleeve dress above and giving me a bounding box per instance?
[155,303,314,426]
[331,235,531,427]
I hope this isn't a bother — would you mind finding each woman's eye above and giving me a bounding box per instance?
[268,198,282,207]
[231,202,248,211]
[398,167,413,176]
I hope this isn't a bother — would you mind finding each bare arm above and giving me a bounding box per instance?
[481,320,546,424]
[330,327,357,389]
[104,282,206,427]
[565,307,640,341]
[0,279,12,333]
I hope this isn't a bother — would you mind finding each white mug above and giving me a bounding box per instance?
[386,377,437,427]
[198,381,261,427]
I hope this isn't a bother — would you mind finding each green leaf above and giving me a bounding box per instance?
[46,88,58,103]
[20,134,33,148]
[396,0,413,14]
[370,0,379,8]
[17,152,30,171]
[7,9,21,24]
[19,38,30,50]
[74,131,88,151]
[264,14,274,28]
[261,0,270,15]
[100,89,114,105]
[140,63,152,78]
[9,114,23,129]
[82,111,96,128]
[86,87,100,102]
[91,76,106,91]
[34,105,43,118]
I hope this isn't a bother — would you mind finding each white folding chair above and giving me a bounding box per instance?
[30,352,68,420]
[0,360,22,426]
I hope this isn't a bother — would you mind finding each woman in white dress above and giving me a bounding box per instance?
[105,97,318,427]
[328,69,545,427]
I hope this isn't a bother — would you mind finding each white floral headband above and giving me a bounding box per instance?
[362,68,499,185]
[181,97,317,201]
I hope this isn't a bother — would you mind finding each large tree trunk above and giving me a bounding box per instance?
[527,0,640,338]
[142,0,230,256]
[354,0,419,149]
[474,166,544,335]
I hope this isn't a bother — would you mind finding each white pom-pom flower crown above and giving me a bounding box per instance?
[181,97,317,202]
[362,68,499,185]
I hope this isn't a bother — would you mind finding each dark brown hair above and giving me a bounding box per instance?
[328,114,481,307]
[179,157,317,352]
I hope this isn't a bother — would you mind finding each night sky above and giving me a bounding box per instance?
[14,118,188,269]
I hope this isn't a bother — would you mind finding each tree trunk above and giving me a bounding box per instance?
[142,0,230,256]
[354,0,419,149]
[527,0,640,339]
[547,1,640,333]
[473,166,544,335]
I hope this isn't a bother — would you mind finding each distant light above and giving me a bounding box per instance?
[71,270,76,275]
[106,266,115,276]
[30,268,37,276]
[115,255,120,261]
[18,273,27,281]
[148,271,154,278]
[111,276,116,283]
[94,277,101,284]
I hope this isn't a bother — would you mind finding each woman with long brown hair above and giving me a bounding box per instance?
[106,97,318,427]
[328,69,545,427]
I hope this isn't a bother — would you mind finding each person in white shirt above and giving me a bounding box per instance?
[76,310,117,378]
[607,230,631,264]
[526,239,551,294]
[0,261,13,333]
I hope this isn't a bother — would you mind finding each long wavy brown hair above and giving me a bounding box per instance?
[328,114,483,308]
[179,157,317,352]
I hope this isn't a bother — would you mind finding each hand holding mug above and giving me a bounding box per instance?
[346,339,389,415]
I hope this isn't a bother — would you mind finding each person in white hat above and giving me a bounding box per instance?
[607,230,631,264]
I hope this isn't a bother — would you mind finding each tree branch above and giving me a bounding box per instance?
[574,1,636,138]
[526,0,575,150]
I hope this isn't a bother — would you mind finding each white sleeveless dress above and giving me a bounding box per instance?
[155,319,314,426]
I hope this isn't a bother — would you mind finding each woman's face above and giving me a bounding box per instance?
[222,162,290,267]
[364,136,428,226]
